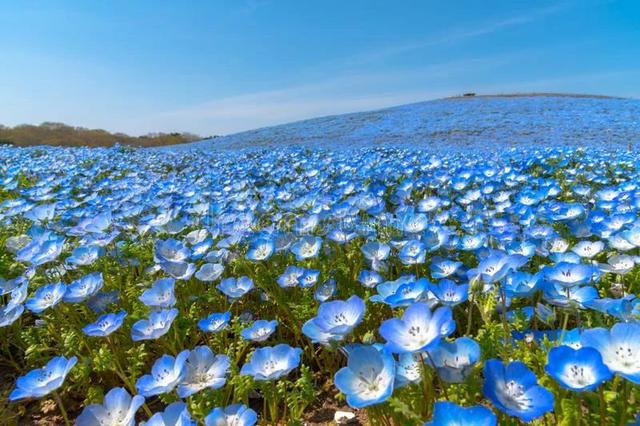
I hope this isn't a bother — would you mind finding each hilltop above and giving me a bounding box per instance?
[177,93,640,151]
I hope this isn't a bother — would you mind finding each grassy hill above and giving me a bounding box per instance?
[176,93,640,151]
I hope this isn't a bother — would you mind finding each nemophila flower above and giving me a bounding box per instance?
[195,263,224,282]
[24,203,56,224]
[139,278,176,308]
[424,401,497,426]
[370,276,430,308]
[76,387,145,426]
[543,283,598,309]
[290,236,322,260]
[240,344,302,381]
[191,239,212,260]
[66,245,101,266]
[25,282,66,313]
[217,276,254,299]
[299,268,320,288]
[361,241,391,263]
[314,278,336,302]
[198,311,231,333]
[145,401,195,426]
[334,344,395,408]
[16,231,65,266]
[176,346,230,398]
[63,272,103,303]
[482,359,554,422]
[159,260,196,280]
[467,251,527,283]
[277,265,304,288]
[246,237,275,261]
[581,322,640,383]
[431,258,463,279]
[357,270,383,288]
[599,255,635,275]
[395,352,422,388]
[0,303,24,327]
[302,296,365,344]
[327,228,357,244]
[504,272,540,298]
[428,337,480,383]
[136,350,189,397]
[241,320,278,342]
[398,240,426,265]
[9,355,77,400]
[430,280,468,307]
[459,233,486,251]
[571,240,605,259]
[544,345,612,391]
[131,308,179,341]
[204,404,257,426]
[543,262,599,287]
[83,310,127,337]
[154,238,190,263]
[379,303,455,353]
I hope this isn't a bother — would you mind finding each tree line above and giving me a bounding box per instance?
[0,122,204,147]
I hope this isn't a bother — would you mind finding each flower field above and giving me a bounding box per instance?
[1,142,640,425]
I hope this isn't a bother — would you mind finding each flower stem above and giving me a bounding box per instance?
[52,391,70,426]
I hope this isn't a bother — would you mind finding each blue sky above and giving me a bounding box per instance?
[0,0,638,136]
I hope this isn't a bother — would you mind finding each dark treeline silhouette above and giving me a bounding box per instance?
[0,122,203,147]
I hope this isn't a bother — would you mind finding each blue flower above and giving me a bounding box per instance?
[467,251,527,283]
[545,345,612,391]
[424,401,497,426]
[246,237,275,261]
[581,323,640,383]
[83,310,127,337]
[136,350,189,397]
[398,240,426,265]
[290,236,322,261]
[217,276,254,299]
[543,262,599,287]
[198,311,231,333]
[139,278,176,308]
[76,387,145,426]
[314,278,336,302]
[430,280,469,307]
[277,265,304,288]
[16,231,65,266]
[241,319,278,342]
[379,303,455,353]
[482,359,554,422]
[302,296,365,344]
[63,272,104,303]
[357,270,383,288]
[361,241,391,263]
[370,276,430,308]
[87,290,119,313]
[131,308,179,341]
[334,345,395,408]
[195,263,225,282]
[543,283,598,309]
[240,344,302,381]
[145,401,196,426]
[430,258,463,279]
[25,282,66,313]
[204,404,257,426]
[154,238,190,263]
[9,355,77,400]
[177,346,230,398]
[428,337,480,383]
[66,245,101,266]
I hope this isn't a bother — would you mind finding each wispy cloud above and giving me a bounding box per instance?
[347,2,571,66]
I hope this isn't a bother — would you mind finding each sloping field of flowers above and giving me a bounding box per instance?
[1,142,640,425]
